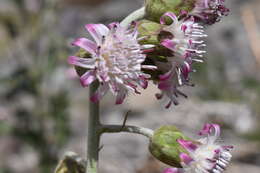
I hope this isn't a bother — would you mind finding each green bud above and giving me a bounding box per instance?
[74,48,91,76]
[145,0,196,22]
[137,19,163,45]
[149,126,190,167]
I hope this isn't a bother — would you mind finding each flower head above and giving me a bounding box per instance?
[191,0,230,25]
[163,124,233,173]
[156,12,207,108]
[68,23,155,104]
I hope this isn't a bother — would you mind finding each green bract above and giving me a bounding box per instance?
[75,49,91,76]
[145,0,196,22]
[149,126,190,167]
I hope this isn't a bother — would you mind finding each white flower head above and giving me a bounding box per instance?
[68,22,156,104]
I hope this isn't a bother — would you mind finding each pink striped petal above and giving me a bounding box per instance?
[159,70,173,81]
[68,56,95,69]
[180,153,193,165]
[160,12,178,24]
[80,70,96,87]
[115,90,127,104]
[90,84,109,103]
[198,123,220,137]
[72,38,97,55]
[85,24,109,44]
[177,139,198,152]
[138,76,148,89]
[182,62,191,79]
[161,39,176,51]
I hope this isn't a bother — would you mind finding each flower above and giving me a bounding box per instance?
[156,12,207,108]
[163,123,233,173]
[68,23,156,104]
[191,0,230,25]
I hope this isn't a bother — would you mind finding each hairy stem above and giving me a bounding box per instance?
[101,125,154,139]
[86,81,101,173]
[120,7,146,27]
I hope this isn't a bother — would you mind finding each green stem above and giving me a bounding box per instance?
[120,7,145,27]
[86,81,101,173]
[101,125,154,139]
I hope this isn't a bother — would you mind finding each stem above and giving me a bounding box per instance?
[86,81,101,173]
[120,7,145,27]
[101,125,154,139]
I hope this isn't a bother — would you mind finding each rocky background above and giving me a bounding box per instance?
[0,0,260,173]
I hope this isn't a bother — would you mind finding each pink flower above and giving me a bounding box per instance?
[163,124,233,173]
[191,0,230,25]
[68,23,155,104]
[156,12,207,108]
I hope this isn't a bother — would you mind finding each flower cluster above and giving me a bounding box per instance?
[191,0,230,25]
[68,0,229,107]
[163,124,233,173]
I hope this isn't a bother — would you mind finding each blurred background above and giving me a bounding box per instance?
[0,0,260,173]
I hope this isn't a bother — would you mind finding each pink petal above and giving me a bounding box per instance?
[163,168,183,173]
[159,70,173,81]
[108,22,119,29]
[160,12,178,25]
[177,139,198,152]
[198,123,220,137]
[161,39,176,51]
[158,81,172,90]
[115,90,127,104]
[80,70,96,87]
[180,153,193,165]
[138,76,148,89]
[85,24,109,44]
[72,38,97,55]
[90,84,109,103]
[68,56,95,69]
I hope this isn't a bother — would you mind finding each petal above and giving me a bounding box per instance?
[90,84,109,103]
[163,168,183,173]
[180,153,193,165]
[80,70,96,87]
[198,123,221,138]
[85,24,109,44]
[177,139,198,152]
[198,123,212,136]
[72,38,97,55]
[159,69,173,81]
[138,76,148,89]
[161,39,176,51]
[141,65,157,70]
[158,81,172,90]
[68,56,96,69]
[160,12,178,25]
[115,89,127,104]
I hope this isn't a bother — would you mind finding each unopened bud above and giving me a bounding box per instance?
[149,126,190,167]
[145,0,196,22]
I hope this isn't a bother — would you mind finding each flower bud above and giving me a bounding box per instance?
[151,124,233,173]
[145,0,196,22]
[149,126,190,167]
[137,19,163,45]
